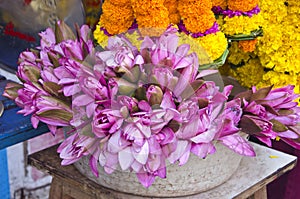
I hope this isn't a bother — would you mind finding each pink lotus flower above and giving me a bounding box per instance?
[237,85,300,148]
[57,131,101,177]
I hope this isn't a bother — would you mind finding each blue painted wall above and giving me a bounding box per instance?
[0,149,10,199]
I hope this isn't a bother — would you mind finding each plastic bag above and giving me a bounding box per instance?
[0,0,85,71]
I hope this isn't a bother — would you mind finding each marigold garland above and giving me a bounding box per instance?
[94,0,228,62]
[220,0,300,100]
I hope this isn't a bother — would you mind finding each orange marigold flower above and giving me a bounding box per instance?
[131,0,170,37]
[131,0,164,15]
[164,0,180,24]
[109,0,130,6]
[183,12,216,33]
[238,39,258,52]
[169,13,181,24]
[100,0,134,35]
[178,0,213,17]
[228,0,259,12]
[211,0,227,9]
[136,9,170,37]
[178,0,215,33]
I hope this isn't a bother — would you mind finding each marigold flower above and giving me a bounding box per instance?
[99,0,134,35]
[238,39,258,52]
[211,0,227,9]
[131,1,170,37]
[164,0,180,24]
[178,0,215,33]
[228,0,259,12]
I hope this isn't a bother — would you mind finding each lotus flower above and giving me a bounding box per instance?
[236,85,300,148]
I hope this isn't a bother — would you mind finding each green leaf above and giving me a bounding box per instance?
[181,80,204,100]
[199,49,229,70]
[43,82,62,96]
[24,65,41,82]
[250,86,273,101]
[278,109,294,116]
[47,52,61,68]
[234,90,253,102]
[80,124,94,137]
[41,96,71,110]
[271,119,288,132]
[262,104,279,116]
[37,109,72,122]
[116,78,137,96]
[239,116,262,135]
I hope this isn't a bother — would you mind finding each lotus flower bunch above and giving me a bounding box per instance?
[4,22,95,134]
[3,22,300,188]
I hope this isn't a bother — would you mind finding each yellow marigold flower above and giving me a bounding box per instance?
[211,0,227,9]
[222,0,300,93]
[227,41,253,65]
[221,14,263,35]
[258,71,299,93]
[228,0,259,12]
[228,58,265,88]
[93,23,109,47]
[194,31,228,61]
[178,31,227,63]
[94,27,142,50]
[238,39,258,52]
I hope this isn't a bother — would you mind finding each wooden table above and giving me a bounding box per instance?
[28,142,297,199]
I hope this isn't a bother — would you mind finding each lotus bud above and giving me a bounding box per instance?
[116,78,137,96]
[17,65,41,83]
[3,82,23,100]
[134,87,147,101]
[121,65,141,83]
[146,85,163,106]
[55,21,76,43]
[118,96,138,113]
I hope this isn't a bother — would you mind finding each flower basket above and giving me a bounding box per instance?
[74,141,243,197]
